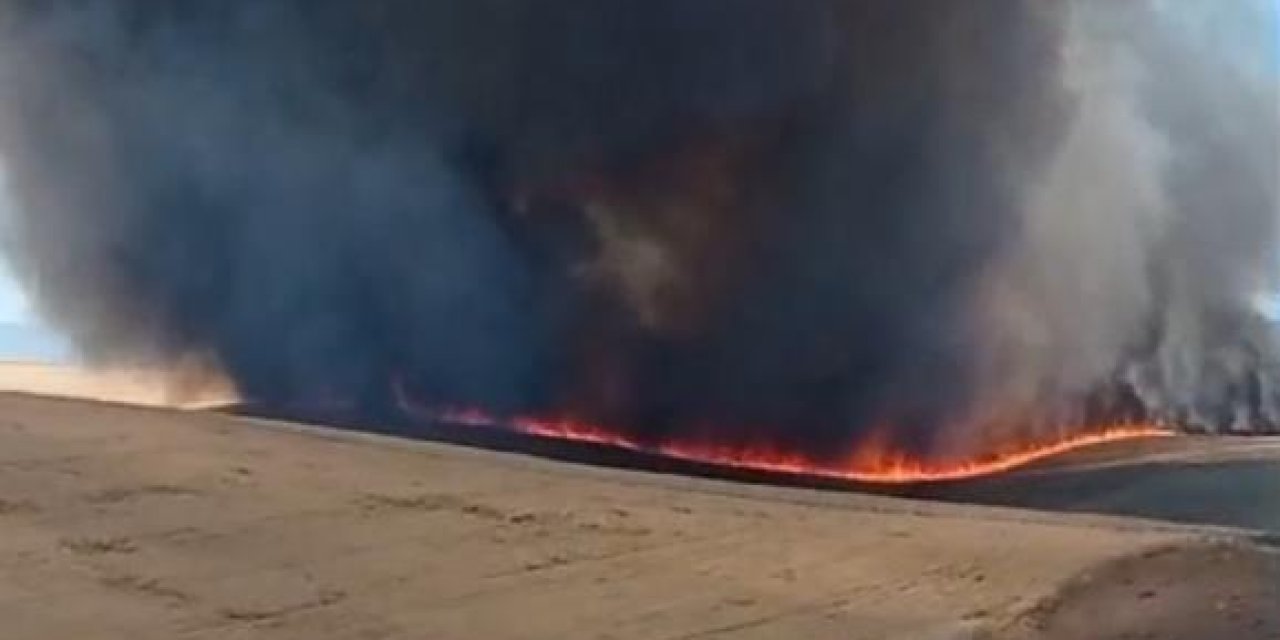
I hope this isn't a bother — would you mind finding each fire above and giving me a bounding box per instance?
[433,406,1172,484]
[396,375,1172,484]
[658,425,1172,484]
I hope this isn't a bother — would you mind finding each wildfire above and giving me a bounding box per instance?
[434,406,1173,485]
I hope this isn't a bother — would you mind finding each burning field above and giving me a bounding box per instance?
[0,3,1276,486]
[406,400,1174,485]
[2,6,1280,639]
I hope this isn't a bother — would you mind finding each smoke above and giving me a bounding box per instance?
[0,1,1274,459]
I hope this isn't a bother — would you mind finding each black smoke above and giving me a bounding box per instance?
[0,1,1274,460]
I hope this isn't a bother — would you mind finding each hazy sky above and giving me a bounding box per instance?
[0,173,33,326]
[0,169,71,362]
[0,267,32,325]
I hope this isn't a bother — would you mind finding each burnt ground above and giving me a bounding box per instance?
[923,438,1280,536]
[232,402,1280,535]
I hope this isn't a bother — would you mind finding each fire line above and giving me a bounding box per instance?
[430,404,1173,485]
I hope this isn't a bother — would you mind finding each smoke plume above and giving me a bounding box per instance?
[0,1,1275,460]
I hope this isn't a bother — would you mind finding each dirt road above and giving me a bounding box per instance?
[0,394,1274,639]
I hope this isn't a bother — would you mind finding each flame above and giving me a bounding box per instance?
[394,375,1172,484]
[430,406,1172,485]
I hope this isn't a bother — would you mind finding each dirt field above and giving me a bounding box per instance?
[0,392,1275,639]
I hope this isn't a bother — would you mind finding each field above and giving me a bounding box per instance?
[0,385,1275,639]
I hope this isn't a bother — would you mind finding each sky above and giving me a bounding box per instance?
[0,172,33,326]
[0,266,32,325]
[0,1,1274,362]
[0,170,70,362]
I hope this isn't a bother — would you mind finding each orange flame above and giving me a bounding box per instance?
[432,405,1172,484]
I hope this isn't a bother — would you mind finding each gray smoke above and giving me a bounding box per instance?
[0,1,1274,460]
